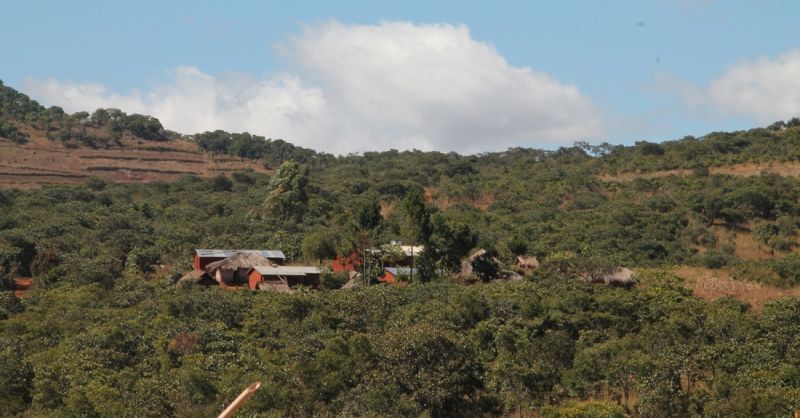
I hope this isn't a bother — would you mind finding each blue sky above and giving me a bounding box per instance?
[3,1,799,153]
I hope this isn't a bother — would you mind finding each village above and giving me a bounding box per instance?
[178,244,635,292]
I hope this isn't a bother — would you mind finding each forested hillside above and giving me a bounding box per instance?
[2,83,800,416]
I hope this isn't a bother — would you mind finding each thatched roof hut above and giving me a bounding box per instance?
[341,271,364,289]
[205,252,278,286]
[584,267,635,288]
[460,249,502,279]
[205,252,275,272]
[460,249,485,277]
[515,255,540,270]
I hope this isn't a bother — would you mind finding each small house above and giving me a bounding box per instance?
[515,255,540,271]
[376,244,424,266]
[583,267,636,289]
[381,266,417,284]
[460,249,500,276]
[332,252,362,273]
[205,252,277,286]
[248,265,321,291]
[193,249,285,271]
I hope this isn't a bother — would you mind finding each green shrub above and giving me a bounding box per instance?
[541,400,629,418]
[694,250,731,269]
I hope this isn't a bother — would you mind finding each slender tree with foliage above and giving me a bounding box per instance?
[264,160,309,221]
[401,186,431,282]
[302,229,338,264]
[348,195,383,283]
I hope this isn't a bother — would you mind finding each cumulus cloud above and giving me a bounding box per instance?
[706,49,800,123]
[24,21,601,154]
[660,49,800,124]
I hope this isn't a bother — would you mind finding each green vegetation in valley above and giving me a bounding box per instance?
[1,82,800,416]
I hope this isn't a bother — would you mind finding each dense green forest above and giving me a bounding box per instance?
[2,83,800,416]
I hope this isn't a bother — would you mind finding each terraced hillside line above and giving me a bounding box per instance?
[0,172,88,178]
[1,124,273,188]
[87,166,194,175]
[0,177,86,189]
[127,141,200,153]
[598,161,800,182]
[79,155,205,164]
[132,146,201,154]
[0,163,86,176]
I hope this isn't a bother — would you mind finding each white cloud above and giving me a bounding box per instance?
[24,21,601,154]
[660,49,800,124]
[706,49,800,123]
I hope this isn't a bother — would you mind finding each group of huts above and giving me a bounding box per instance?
[332,244,424,285]
[179,245,635,293]
[179,249,320,292]
[460,250,634,288]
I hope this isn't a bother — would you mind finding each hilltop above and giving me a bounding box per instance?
[0,81,321,188]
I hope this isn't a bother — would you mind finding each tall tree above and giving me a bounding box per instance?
[401,186,431,282]
[264,160,309,222]
[400,186,431,245]
[429,215,478,273]
[302,229,338,265]
[349,195,383,283]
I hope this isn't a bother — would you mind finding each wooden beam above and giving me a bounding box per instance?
[217,381,261,418]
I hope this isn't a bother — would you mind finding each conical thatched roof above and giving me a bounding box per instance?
[460,249,501,278]
[205,252,275,272]
[585,267,635,288]
[341,271,363,289]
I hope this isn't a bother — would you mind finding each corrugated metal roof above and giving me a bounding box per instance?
[384,267,417,276]
[195,249,286,259]
[252,265,320,276]
[375,244,425,257]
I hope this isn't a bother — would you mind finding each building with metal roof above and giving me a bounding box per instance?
[247,265,321,291]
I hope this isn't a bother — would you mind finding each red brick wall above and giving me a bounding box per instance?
[248,270,262,289]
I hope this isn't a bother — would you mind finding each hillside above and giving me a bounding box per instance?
[0,123,274,188]
[0,81,325,188]
[2,83,800,417]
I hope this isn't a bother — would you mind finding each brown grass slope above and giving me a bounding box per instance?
[0,124,271,188]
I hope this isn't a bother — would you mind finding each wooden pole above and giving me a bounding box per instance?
[217,381,261,418]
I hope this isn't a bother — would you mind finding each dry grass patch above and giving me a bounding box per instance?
[673,266,800,311]
[597,161,800,182]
